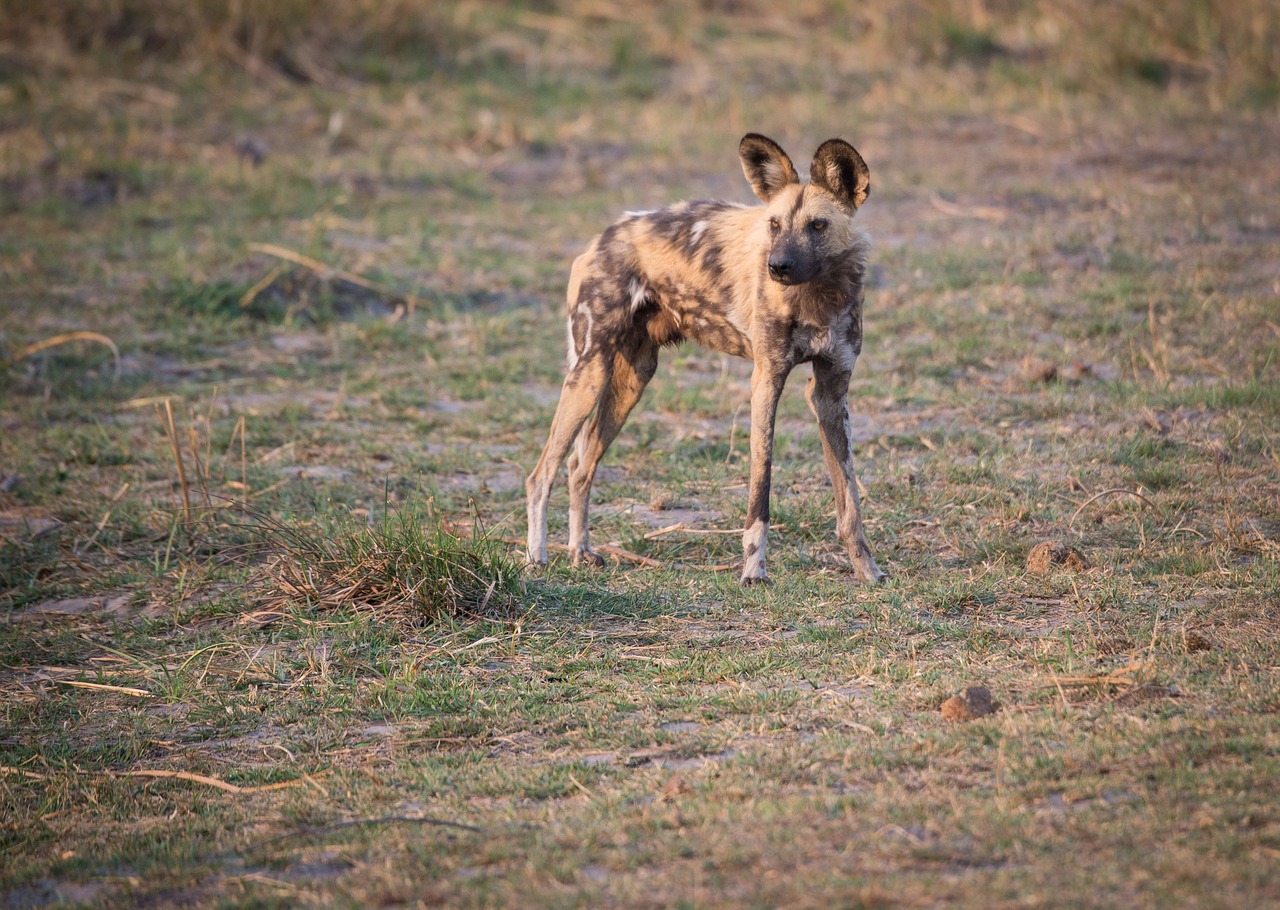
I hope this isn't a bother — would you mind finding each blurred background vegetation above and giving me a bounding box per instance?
[1,0,1277,108]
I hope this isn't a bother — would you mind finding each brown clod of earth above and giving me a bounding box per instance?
[1183,629,1214,653]
[1022,355,1058,383]
[941,685,998,721]
[1026,541,1090,575]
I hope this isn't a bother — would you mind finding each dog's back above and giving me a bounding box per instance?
[569,193,871,371]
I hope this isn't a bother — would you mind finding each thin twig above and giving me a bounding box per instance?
[162,400,192,520]
[1069,488,1153,525]
[119,769,311,794]
[57,680,152,698]
[240,262,285,310]
[247,242,399,300]
[1041,659,1151,690]
[1,766,48,780]
[10,331,121,378]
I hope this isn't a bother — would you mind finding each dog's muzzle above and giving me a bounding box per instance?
[768,257,800,284]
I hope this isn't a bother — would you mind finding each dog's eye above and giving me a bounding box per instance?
[810,219,828,232]
[768,218,780,233]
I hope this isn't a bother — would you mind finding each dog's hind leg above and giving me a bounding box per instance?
[806,359,885,583]
[566,333,659,566]
[526,351,610,566]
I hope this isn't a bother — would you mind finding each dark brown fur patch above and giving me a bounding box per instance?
[645,307,684,347]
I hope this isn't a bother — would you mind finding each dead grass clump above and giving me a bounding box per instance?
[262,508,524,625]
[1026,541,1090,575]
[940,685,999,721]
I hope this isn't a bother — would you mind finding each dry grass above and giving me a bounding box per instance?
[262,506,525,624]
[1,1,1278,907]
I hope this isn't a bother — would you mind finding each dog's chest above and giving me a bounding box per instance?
[785,305,859,369]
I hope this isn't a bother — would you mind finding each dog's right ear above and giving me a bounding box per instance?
[739,134,799,203]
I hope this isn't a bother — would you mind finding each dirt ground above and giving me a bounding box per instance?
[2,2,1279,907]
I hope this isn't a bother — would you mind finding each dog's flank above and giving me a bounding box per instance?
[527,133,885,585]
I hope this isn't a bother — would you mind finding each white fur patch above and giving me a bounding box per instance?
[763,160,790,194]
[580,307,594,357]
[742,518,768,578]
[623,209,656,219]
[689,220,709,247]
[565,318,578,369]
[628,278,648,313]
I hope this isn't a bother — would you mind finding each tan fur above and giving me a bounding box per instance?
[527,134,885,585]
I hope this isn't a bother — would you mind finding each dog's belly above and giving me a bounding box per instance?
[639,289,754,360]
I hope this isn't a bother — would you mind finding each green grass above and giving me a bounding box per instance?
[2,1,1280,907]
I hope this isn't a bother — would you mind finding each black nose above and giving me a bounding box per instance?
[768,259,792,279]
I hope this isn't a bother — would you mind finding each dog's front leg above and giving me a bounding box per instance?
[806,359,885,583]
[741,361,789,586]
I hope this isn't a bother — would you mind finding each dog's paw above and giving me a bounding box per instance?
[571,547,607,568]
[851,555,886,584]
[739,574,772,588]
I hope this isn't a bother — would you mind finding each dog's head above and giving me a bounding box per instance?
[739,133,870,286]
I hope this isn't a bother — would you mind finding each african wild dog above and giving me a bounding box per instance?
[526,133,885,585]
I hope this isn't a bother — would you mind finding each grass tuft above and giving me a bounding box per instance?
[260,504,525,625]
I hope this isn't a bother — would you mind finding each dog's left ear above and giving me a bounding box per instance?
[810,139,870,211]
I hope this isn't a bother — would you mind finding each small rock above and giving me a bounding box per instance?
[941,685,998,721]
[235,135,268,167]
[659,774,692,801]
[1061,361,1096,383]
[1026,541,1090,575]
[1022,355,1058,384]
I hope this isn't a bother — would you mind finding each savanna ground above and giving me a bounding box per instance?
[2,2,1279,907]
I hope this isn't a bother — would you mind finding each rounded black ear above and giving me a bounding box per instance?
[739,133,800,203]
[810,139,871,210]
